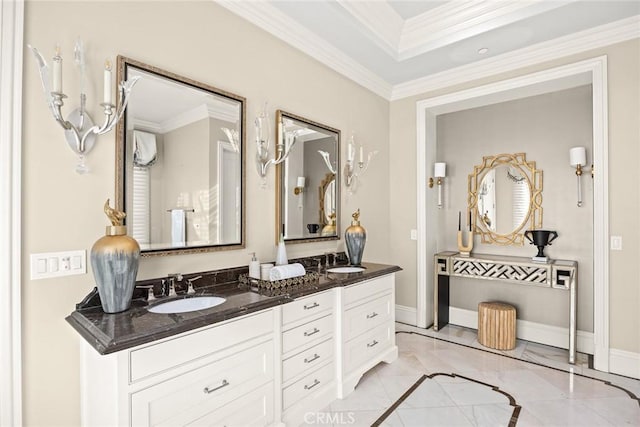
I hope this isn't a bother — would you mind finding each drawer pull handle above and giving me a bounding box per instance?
[203,379,229,394]
[366,312,379,319]
[304,353,320,364]
[304,327,320,337]
[304,302,320,310]
[304,379,321,390]
[367,340,379,348]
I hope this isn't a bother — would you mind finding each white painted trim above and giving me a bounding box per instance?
[0,0,23,425]
[395,304,417,326]
[449,308,595,355]
[609,349,640,380]
[393,15,639,100]
[216,0,392,100]
[415,57,609,371]
[399,0,572,61]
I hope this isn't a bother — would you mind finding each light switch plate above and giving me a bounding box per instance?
[30,250,87,280]
[410,229,418,240]
[610,236,622,251]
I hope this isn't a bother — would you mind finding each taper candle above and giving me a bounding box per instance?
[458,211,461,231]
[359,145,364,163]
[468,210,472,231]
[52,44,62,93]
[103,59,112,104]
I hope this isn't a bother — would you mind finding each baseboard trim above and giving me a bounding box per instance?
[395,305,417,326]
[609,349,640,379]
[449,307,594,355]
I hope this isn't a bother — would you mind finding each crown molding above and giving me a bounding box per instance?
[335,0,403,58]
[392,15,640,101]
[216,0,393,99]
[398,0,573,60]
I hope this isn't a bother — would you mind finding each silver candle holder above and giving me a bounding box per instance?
[28,42,139,174]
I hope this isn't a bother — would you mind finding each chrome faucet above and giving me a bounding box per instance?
[186,275,202,295]
[165,273,183,297]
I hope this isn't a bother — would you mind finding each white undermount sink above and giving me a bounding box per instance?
[148,296,226,314]
[326,266,365,274]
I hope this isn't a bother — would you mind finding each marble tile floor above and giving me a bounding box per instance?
[302,323,640,426]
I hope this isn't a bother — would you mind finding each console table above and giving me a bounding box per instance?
[434,251,577,364]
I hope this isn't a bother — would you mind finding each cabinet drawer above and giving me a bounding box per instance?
[283,338,334,384]
[282,290,333,327]
[282,361,334,410]
[283,314,333,355]
[344,323,393,374]
[182,381,274,427]
[344,293,392,342]
[131,340,273,426]
[130,309,273,382]
[344,275,394,306]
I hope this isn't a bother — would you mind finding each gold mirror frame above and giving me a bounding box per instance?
[468,153,542,245]
[319,172,336,227]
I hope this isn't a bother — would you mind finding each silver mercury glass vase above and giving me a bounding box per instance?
[345,209,366,266]
[90,199,140,313]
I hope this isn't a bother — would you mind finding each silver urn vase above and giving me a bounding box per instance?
[345,209,366,266]
[90,200,140,313]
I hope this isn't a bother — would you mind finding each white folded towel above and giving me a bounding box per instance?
[170,209,186,246]
[268,263,306,281]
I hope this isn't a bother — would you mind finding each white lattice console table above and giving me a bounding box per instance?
[434,251,577,364]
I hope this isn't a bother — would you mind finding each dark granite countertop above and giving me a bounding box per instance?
[66,261,401,355]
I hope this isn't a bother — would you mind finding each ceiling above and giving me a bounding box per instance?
[218,0,640,100]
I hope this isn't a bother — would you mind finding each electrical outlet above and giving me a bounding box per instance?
[31,250,86,280]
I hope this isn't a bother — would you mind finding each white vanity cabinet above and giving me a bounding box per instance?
[80,309,277,427]
[338,274,397,397]
[280,290,336,426]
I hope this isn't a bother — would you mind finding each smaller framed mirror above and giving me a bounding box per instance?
[275,110,340,244]
[468,153,542,245]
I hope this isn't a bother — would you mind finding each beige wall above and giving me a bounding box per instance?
[389,39,640,353]
[22,1,389,425]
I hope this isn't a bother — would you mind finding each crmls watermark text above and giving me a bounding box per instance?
[303,411,356,425]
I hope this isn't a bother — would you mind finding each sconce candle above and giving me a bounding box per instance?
[103,60,112,104]
[52,45,62,93]
[344,133,377,193]
[431,162,447,208]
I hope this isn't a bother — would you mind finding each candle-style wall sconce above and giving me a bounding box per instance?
[569,146,593,207]
[428,162,446,208]
[28,39,139,174]
[344,133,377,193]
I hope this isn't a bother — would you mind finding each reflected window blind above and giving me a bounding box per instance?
[512,181,528,230]
[132,166,150,244]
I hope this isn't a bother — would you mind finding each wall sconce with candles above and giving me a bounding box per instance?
[344,133,377,192]
[255,105,299,187]
[428,162,447,208]
[569,146,593,207]
[28,40,139,174]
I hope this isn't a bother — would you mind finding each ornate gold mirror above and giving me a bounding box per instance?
[275,110,340,244]
[468,153,542,245]
[115,56,246,256]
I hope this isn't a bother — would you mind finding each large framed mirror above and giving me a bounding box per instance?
[115,56,245,256]
[275,110,340,244]
[468,152,542,245]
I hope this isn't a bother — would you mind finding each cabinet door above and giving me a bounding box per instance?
[131,340,273,426]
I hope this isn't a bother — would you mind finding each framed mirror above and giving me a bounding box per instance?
[115,56,245,256]
[468,153,542,245]
[275,110,340,244]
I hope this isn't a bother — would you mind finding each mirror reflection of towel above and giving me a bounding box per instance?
[133,130,157,167]
[171,209,186,246]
